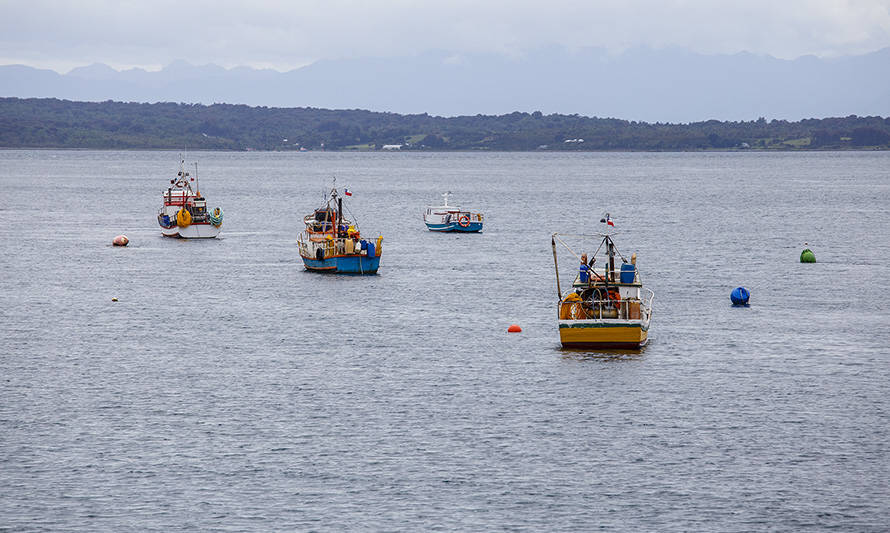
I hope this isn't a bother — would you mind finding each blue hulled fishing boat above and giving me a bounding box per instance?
[423,192,483,232]
[297,185,382,274]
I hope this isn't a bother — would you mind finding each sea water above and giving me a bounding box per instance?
[1,150,889,531]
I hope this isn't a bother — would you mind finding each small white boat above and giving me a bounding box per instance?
[157,158,223,239]
[423,192,483,232]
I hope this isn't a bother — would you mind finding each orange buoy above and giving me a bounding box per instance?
[113,235,129,246]
[507,324,522,333]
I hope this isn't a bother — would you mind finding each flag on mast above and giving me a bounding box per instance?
[600,213,614,227]
[344,188,353,196]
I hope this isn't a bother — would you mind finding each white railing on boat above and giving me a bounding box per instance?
[426,212,484,222]
[298,236,379,259]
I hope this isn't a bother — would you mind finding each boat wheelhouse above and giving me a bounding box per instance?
[423,192,483,232]
[157,158,223,239]
[551,230,653,349]
[297,185,382,274]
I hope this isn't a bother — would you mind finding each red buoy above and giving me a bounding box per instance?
[113,235,129,246]
[507,324,522,333]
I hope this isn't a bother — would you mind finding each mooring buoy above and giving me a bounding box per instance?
[730,287,750,306]
[800,248,816,263]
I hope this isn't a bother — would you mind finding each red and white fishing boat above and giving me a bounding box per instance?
[157,158,223,238]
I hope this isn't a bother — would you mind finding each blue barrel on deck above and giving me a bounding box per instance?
[731,287,750,306]
[360,240,367,250]
[366,242,375,258]
[620,263,636,283]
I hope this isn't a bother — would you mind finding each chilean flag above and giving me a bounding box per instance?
[344,188,352,196]
[601,213,614,227]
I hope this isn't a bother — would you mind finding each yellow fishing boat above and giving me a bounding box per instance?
[551,227,653,349]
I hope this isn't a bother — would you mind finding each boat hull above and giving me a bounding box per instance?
[425,221,483,232]
[160,222,221,239]
[558,320,648,349]
[300,253,381,274]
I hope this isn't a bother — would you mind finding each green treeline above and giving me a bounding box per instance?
[1,97,889,151]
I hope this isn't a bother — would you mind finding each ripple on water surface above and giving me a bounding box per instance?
[1,150,889,531]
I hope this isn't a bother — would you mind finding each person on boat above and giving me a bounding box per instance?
[580,254,590,283]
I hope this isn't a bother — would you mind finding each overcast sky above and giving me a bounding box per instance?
[2,0,889,72]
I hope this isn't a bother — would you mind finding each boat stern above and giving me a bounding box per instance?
[558,320,648,349]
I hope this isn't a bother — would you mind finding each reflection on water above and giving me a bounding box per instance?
[559,346,648,362]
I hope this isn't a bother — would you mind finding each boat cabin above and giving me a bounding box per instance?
[307,208,337,233]
[160,187,208,224]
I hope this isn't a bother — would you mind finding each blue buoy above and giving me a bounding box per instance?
[730,287,750,306]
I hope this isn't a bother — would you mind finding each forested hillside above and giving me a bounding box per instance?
[1,98,888,151]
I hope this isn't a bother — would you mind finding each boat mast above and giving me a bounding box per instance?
[338,196,343,232]
[551,234,561,299]
[194,162,199,196]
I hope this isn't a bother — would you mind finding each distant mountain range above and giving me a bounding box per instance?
[1,47,889,122]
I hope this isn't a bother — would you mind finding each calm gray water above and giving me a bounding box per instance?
[1,150,889,531]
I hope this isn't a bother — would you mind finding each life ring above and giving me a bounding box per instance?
[458,215,470,227]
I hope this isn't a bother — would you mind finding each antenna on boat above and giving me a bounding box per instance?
[606,235,616,282]
[194,162,199,196]
[442,191,451,206]
[174,153,186,187]
[181,147,188,187]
